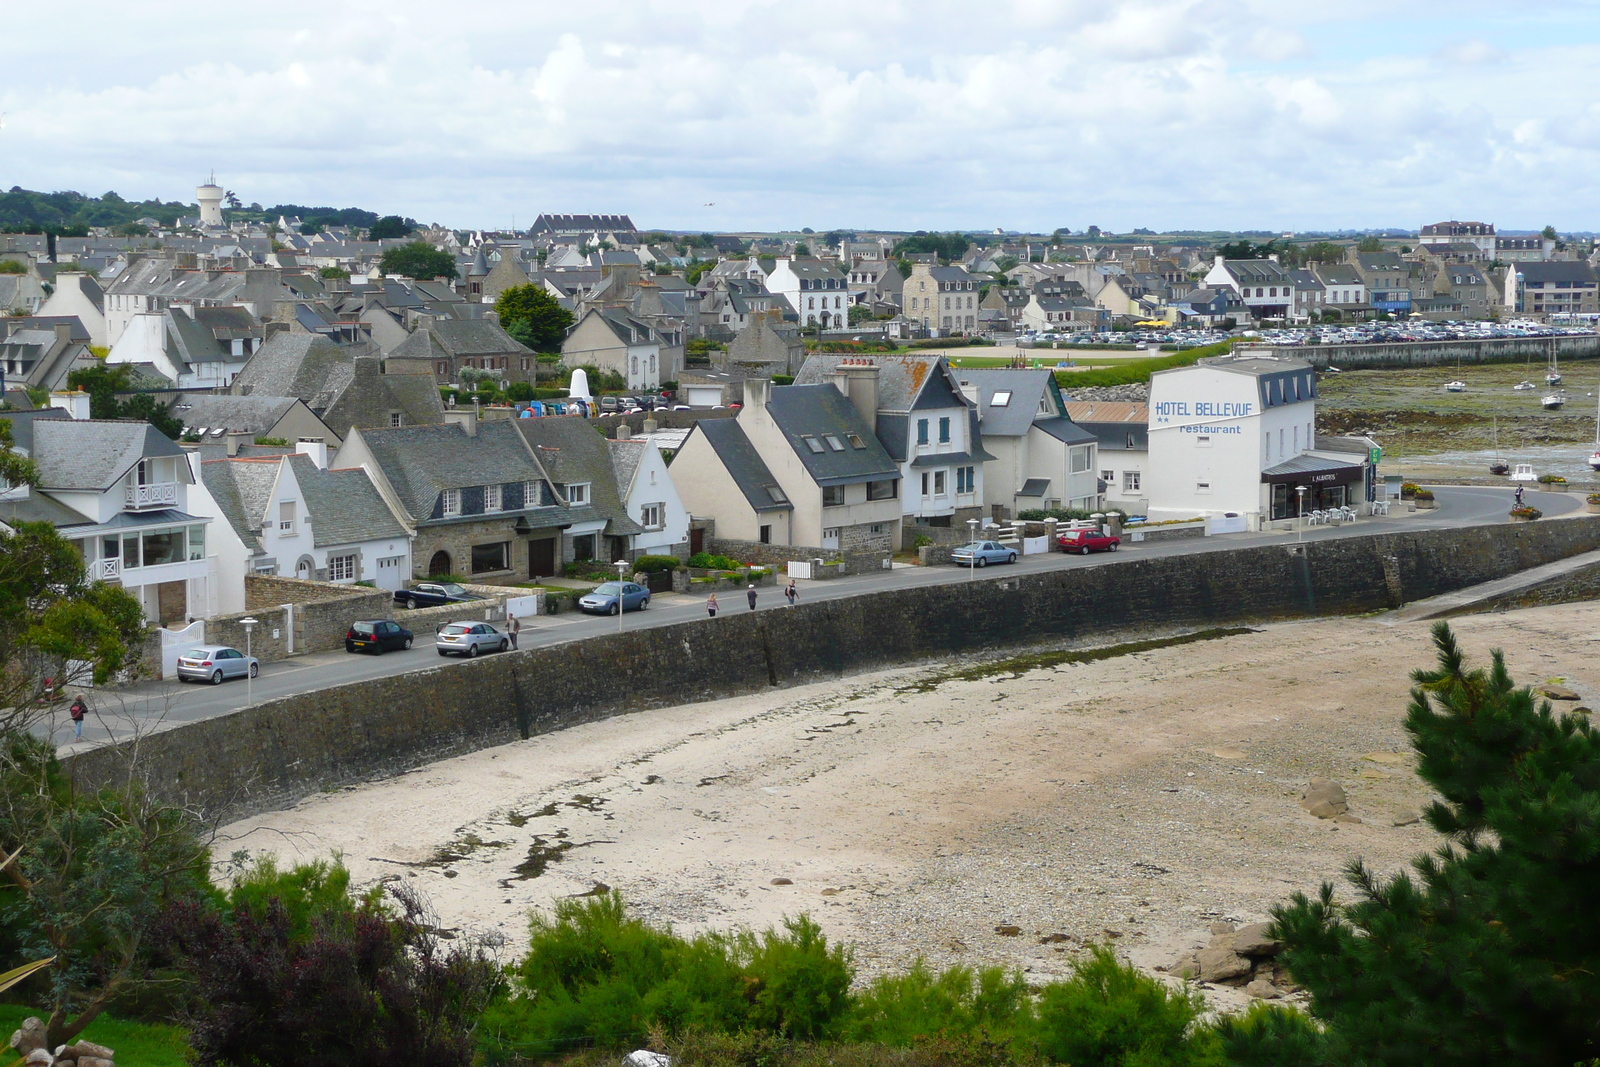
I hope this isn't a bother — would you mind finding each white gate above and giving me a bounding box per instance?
[160,619,206,680]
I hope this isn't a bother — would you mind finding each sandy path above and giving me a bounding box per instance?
[218,603,1600,987]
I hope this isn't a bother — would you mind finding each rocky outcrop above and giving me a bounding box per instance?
[1300,778,1349,819]
[1168,921,1296,998]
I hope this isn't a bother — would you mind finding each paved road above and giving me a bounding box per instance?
[48,484,1579,750]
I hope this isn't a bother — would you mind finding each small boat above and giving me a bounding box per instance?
[1514,380,1536,391]
[1547,372,1563,386]
[1489,416,1509,475]
[1547,346,1562,385]
[1543,393,1566,410]
[1590,384,1600,470]
[1511,463,1537,481]
[1445,380,1466,392]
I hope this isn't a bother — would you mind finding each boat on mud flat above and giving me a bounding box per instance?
[1446,380,1467,392]
[1489,417,1509,476]
[1514,380,1536,391]
[1543,392,1566,410]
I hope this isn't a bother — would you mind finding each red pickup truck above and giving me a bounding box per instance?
[1057,529,1121,554]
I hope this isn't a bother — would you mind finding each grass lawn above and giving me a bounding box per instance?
[0,1004,192,1066]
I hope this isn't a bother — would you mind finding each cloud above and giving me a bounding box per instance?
[1,2,1598,230]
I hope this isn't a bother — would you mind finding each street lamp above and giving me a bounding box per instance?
[239,616,258,705]
[614,560,629,632]
[966,518,979,581]
[1295,486,1308,544]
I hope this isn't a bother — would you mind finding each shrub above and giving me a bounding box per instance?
[1023,946,1214,1066]
[845,961,1031,1046]
[1413,488,1435,501]
[913,535,933,549]
[1051,339,1237,389]
[1510,506,1543,520]
[1537,474,1567,484]
[1587,493,1600,505]
[688,553,741,571]
[633,555,681,573]
[1207,1001,1328,1066]
[1400,483,1420,499]
[252,436,289,446]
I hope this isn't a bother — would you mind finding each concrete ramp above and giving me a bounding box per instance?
[1384,549,1600,624]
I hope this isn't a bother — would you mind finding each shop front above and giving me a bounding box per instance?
[1262,454,1369,521]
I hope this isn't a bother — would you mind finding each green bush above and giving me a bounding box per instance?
[1413,488,1435,501]
[633,555,681,573]
[1537,473,1566,484]
[845,961,1031,1046]
[688,552,741,571]
[913,535,933,549]
[1208,1002,1328,1067]
[222,854,380,944]
[1052,339,1237,389]
[1024,946,1215,1066]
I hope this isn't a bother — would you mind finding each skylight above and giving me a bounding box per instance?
[991,390,1012,407]
[846,433,866,449]
[824,434,845,451]
[803,436,825,453]
[765,485,789,503]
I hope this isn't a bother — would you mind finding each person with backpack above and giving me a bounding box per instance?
[68,696,87,740]
[785,580,798,607]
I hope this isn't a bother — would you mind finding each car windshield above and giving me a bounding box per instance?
[439,584,466,596]
[594,582,622,595]
[440,624,469,635]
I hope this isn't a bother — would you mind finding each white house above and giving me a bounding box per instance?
[560,307,662,391]
[1145,353,1366,524]
[106,305,262,389]
[608,434,690,557]
[34,273,109,349]
[1064,401,1149,514]
[0,407,219,625]
[1204,257,1295,321]
[953,370,1100,516]
[766,258,850,329]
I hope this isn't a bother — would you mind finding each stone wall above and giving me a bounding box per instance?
[67,517,1600,820]
[709,538,844,569]
[1238,333,1600,370]
[244,575,359,610]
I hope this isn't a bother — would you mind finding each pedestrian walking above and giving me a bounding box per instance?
[1515,485,1525,508]
[508,614,520,650]
[747,584,758,611]
[68,696,86,740]
[706,592,718,617]
[785,579,798,607]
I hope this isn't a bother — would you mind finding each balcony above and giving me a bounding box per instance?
[125,482,178,510]
[94,558,121,581]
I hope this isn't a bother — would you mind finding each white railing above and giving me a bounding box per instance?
[125,482,178,509]
[94,558,121,580]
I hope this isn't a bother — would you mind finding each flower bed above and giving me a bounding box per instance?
[1510,506,1543,522]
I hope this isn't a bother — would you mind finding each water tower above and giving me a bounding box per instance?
[196,173,225,227]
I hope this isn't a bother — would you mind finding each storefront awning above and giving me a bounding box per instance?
[1261,453,1366,487]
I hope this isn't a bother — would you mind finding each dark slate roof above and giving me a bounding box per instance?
[1032,417,1098,445]
[909,450,984,467]
[692,418,791,513]
[231,333,352,399]
[792,353,961,413]
[1017,478,1050,497]
[356,420,542,522]
[764,385,900,487]
[288,454,408,547]
[0,487,90,528]
[950,369,1060,438]
[30,419,188,491]
[1262,453,1365,477]
[200,457,280,550]
[608,438,646,497]
[169,393,304,436]
[1515,261,1598,284]
[511,417,642,535]
[431,318,530,356]
[2,316,91,343]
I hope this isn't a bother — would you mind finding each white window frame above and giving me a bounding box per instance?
[1123,471,1141,492]
[441,488,461,517]
[524,480,542,507]
[328,553,357,581]
[484,484,502,513]
[640,502,663,529]
[278,500,296,533]
[567,482,590,506]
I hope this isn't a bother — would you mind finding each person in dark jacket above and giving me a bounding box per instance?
[746,584,758,611]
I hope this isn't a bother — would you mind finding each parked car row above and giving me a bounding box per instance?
[947,529,1122,567]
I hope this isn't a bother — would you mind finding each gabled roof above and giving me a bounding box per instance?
[201,456,280,550]
[692,418,792,513]
[510,417,642,535]
[791,353,963,413]
[607,438,646,497]
[1032,417,1098,445]
[950,369,1061,438]
[231,332,352,400]
[764,385,900,487]
[355,420,542,522]
[168,393,323,437]
[30,419,188,491]
[288,454,408,547]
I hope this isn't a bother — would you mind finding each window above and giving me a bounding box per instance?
[1123,471,1141,492]
[933,470,947,495]
[846,433,866,449]
[803,435,825,453]
[990,390,1012,407]
[938,416,950,443]
[920,472,929,496]
[764,484,789,504]
[122,533,141,568]
[1070,446,1092,473]
[484,484,502,513]
[142,529,182,567]
[188,524,206,561]
[1100,469,1114,483]
[640,503,663,528]
[1196,435,1211,446]
[524,480,543,507]
[279,501,296,532]
[916,419,929,445]
[823,434,845,451]
[759,524,772,544]
[822,485,846,507]
[470,541,510,573]
[868,479,896,500]
[390,412,404,427]
[441,489,461,517]
[328,553,357,581]
[567,483,589,506]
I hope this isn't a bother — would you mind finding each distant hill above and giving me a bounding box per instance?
[0,186,389,236]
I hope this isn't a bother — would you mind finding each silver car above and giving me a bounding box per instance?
[435,621,509,658]
[175,645,259,685]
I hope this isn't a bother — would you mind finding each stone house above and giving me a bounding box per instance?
[725,314,806,376]
[230,333,445,438]
[902,263,979,334]
[386,317,536,386]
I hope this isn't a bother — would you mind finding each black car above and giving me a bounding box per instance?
[345,620,414,654]
[394,582,484,610]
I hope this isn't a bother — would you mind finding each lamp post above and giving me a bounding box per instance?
[614,560,629,632]
[966,518,978,581]
[239,616,258,705]
[1295,486,1308,544]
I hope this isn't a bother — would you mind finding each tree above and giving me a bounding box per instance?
[494,284,575,352]
[1271,622,1600,1065]
[0,260,26,275]
[847,304,873,325]
[65,363,183,438]
[892,233,969,263]
[319,265,351,280]
[1300,241,1345,265]
[368,215,413,240]
[1542,224,1559,241]
[377,241,456,281]
[793,243,811,257]
[1356,236,1384,253]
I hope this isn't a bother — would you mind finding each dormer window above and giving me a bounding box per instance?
[441,489,461,517]
[484,484,502,513]
[567,482,590,506]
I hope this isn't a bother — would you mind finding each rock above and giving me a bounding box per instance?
[1232,923,1282,957]
[1196,943,1252,982]
[770,878,792,885]
[1574,706,1591,715]
[1333,814,1364,825]
[1392,810,1421,827]
[624,1051,671,1067]
[24,1050,53,1067]
[994,925,1021,936]
[819,888,841,896]
[1208,921,1236,936]
[1245,979,1282,999]
[1301,779,1348,818]
[10,1018,47,1056]
[65,1043,112,1061]
[1038,932,1071,944]
[1169,952,1199,980]
[77,1060,112,1067]
[1537,684,1580,701]
[1362,752,1409,765]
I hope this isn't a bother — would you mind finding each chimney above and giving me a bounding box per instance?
[742,378,770,421]
[53,322,73,345]
[225,431,252,457]
[443,409,478,436]
[614,423,632,440]
[831,358,879,434]
[295,437,328,469]
[48,390,91,420]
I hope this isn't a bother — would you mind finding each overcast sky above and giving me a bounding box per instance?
[5,1,1598,233]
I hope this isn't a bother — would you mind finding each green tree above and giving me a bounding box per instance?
[495,284,575,352]
[1542,224,1559,241]
[318,265,350,280]
[893,232,969,263]
[1271,622,1600,1065]
[377,241,457,281]
[65,363,183,439]
[1300,241,1345,265]
[1026,946,1216,1066]
[1355,236,1384,253]
[368,215,413,240]
[0,260,26,275]
[793,243,811,257]
[847,304,873,325]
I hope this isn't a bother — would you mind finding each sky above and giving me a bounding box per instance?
[4,0,1600,234]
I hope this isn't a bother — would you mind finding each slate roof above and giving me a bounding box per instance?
[764,385,900,487]
[1033,417,1098,445]
[30,419,188,491]
[168,393,307,436]
[1017,478,1050,497]
[511,417,642,535]
[390,318,531,359]
[356,420,542,522]
[692,418,791,513]
[608,438,646,498]
[200,457,280,550]
[950,369,1062,437]
[288,454,408,547]
[1514,262,1598,284]
[231,333,351,398]
[1261,452,1365,477]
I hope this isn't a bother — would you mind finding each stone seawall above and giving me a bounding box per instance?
[1240,334,1600,370]
[68,517,1600,820]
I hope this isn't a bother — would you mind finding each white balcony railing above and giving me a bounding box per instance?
[125,482,178,510]
[94,558,121,581]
